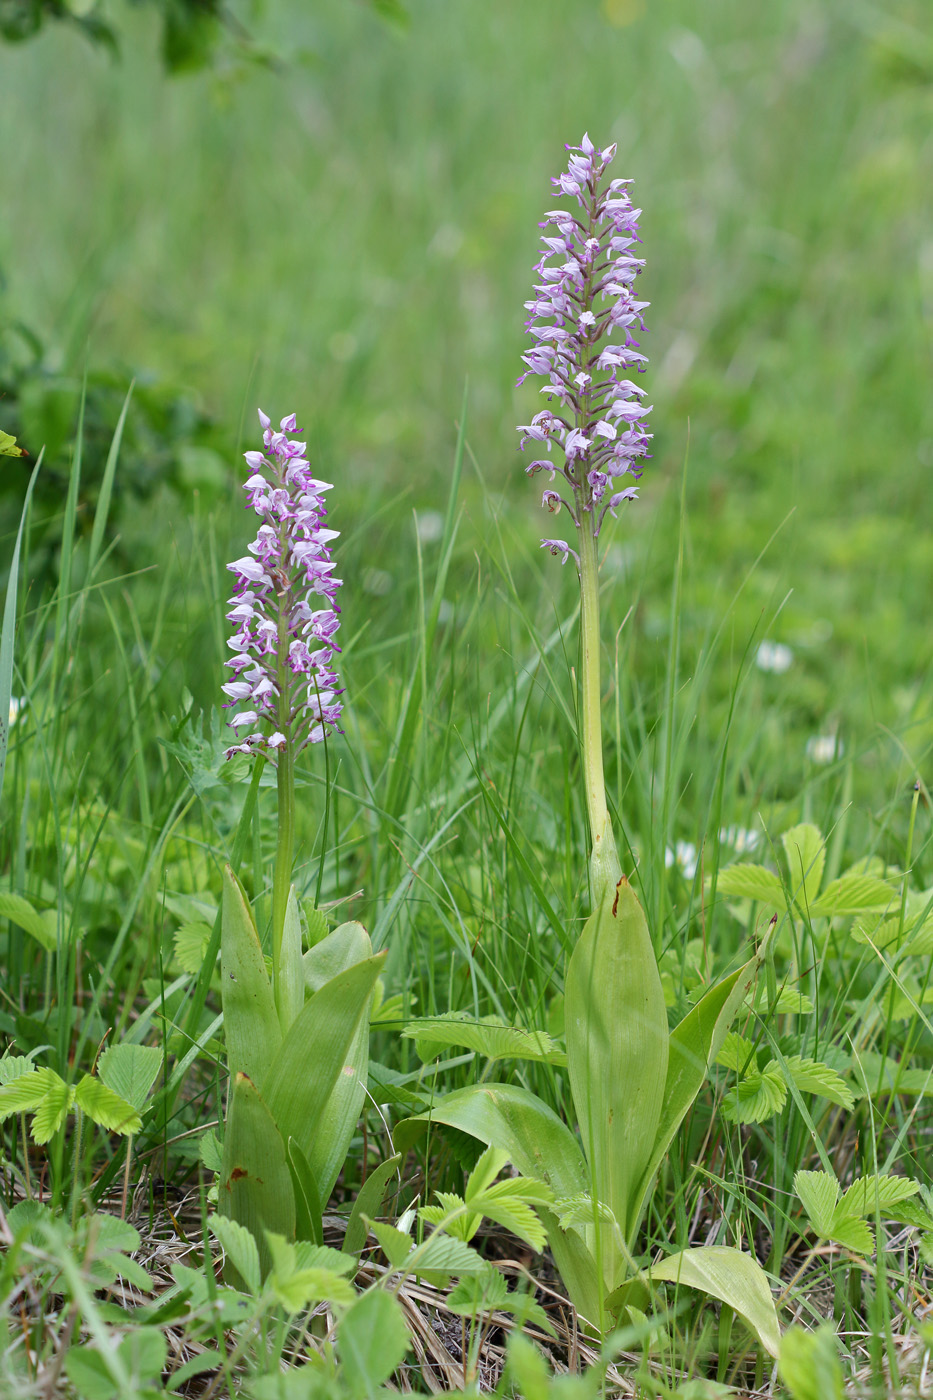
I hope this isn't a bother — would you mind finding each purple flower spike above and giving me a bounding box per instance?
[223,409,343,762]
[517,135,652,564]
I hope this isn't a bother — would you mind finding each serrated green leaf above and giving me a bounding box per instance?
[31,1076,75,1142]
[199,1128,223,1173]
[552,1192,619,1234]
[783,1056,855,1110]
[752,985,814,1014]
[825,1211,874,1253]
[853,1051,933,1097]
[722,1062,786,1123]
[0,430,25,457]
[465,1144,511,1199]
[782,823,826,911]
[0,893,57,951]
[840,1173,920,1217]
[467,1177,553,1251]
[794,1170,840,1236]
[369,1219,414,1269]
[74,1074,141,1134]
[339,1287,410,1397]
[97,1043,162,1112]
[649,1245,781,1358]
[715,864,785,905]
[173,921,213,975]
[780,1323,845,1400]
[211,1215,261,1296]
[265,1231,355,1312]
[714,1032,758,1073]
[402,1013,565,1065]
[446,1263,509,1314]
[810,874,896,918]
[411,1231,487,1275]
[565,877,667,1261]
[0,1054,39,1086]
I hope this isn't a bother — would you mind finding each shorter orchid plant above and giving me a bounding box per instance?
[397,138,781,1355]
[216,411,384,1277]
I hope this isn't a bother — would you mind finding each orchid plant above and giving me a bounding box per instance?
[397,138,781,1354]
[216,411,385,1277]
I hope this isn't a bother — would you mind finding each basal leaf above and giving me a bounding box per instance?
[287,1137,323,1247]
[263,952,384,1205]
[783,1056,854,1110]
[97,1043,162,1112]
[782,824,826,912]
[278,886,304,1033]
[73,1074,141,1135]
[794,1169,840,1236]
[649,1245,780,1358]
[302,920,372,992]
[221,866,281,1093]
[721,1062,786,1124]
[810,874,896,918]
[714,865,784,905]
[564,877,667,1259]
[0,893,57,952]
[344,1153,402,1258]
[218,1073,295,1282]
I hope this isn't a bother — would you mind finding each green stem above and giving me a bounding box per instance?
[271,597,295,1019]
[578,523,621,904]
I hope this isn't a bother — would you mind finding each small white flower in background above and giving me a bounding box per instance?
[415,510,444,545]
[8,696,23,729]
[806,733,844,764]
[755,640,793,674]
[719,825,759,855]
[665,840,698,880]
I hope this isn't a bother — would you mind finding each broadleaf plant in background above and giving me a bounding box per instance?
[216,411,385,1278]
[397,138,780,1352]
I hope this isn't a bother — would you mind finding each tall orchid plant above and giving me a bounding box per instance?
[398,139,780,1355]
[217,412,385,1277]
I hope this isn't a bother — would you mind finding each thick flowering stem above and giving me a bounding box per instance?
[517,135,651,898]
[578,525,621,902]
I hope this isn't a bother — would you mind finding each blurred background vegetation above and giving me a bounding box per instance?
[2,0,932,827]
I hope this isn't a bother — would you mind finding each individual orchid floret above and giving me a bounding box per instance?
[223,410,343,761]
[517,135,652,567]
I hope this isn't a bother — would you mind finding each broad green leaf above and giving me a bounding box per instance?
[722,1063,786,1123]
[278,886,304,1033]
[631,937,769,1239]
[97,1043,162,1112]
[825,1213,874,1253]
[0,429,24,456]
[31,1076,75,1143]
[218,1073,295,1282]
[339,1288,410,1398]
[783,1056,854,1110]
[393,1083,586,1198]
[73,1075,141,1135]
[211,1214,262,1296]
[714,864,784,905]
[840,1173,920,1217]
[263,953,385,1204]
[465,1145,511,1200]
[852,1052,933,1097]
[782,823,825,912]
[794,1170,840,1236]
[649,1245,780,1359]
[780,1323,845,1400]
[344,1153,402,1258]
[287,1137,323,1246]
[0,893,57,952]
[173,921,213,974]
[565,877,667,1260]
[303,920,372,992]
[810,874,896,918]
[402,1014,565,1065]
[221,866,281,1093]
